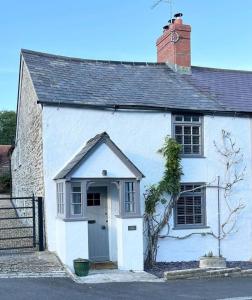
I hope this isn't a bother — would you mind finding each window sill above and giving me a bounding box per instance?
[115,214,143,219]
[57,216,88,222]
[172,226,210,231]
[181,156,206,159]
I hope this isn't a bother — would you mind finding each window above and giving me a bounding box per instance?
[87,193,100,206]
[57,182,64,215]
[125,182,135,213]
[173,114,203,156]
[71,182,82,215]
[175,183,206,228]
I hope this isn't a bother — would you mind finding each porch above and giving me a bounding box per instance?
[53,132,144,271]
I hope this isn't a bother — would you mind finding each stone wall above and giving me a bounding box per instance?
[11,60,44,198]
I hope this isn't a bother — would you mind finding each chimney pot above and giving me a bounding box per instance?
[174,12,183,18]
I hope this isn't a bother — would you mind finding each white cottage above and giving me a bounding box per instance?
[12,14,252,271]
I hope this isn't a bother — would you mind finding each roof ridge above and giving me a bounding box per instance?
[21,49,165,67]
[192,65,252,74]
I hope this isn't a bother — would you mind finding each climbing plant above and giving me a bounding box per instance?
[144,137,183,267]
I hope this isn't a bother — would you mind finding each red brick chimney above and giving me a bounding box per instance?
[156,13,191,73]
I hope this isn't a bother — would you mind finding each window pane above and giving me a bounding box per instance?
[87,200,93,206]
[94,193,100,200]
[193,136,199,144]
[177,206,185,214]
[87,193,93,200]
[195,215,202,224]
[194,196,201,205]
[192,116,200,122]
[94,200,100,206]
[72,204,81,215]
[72,193,81,204]
[177,216,185,224]
[194,206,202,214]
[175,126,182,134]
[186,215,194,224]
[184,126,191,134]
[175,135,183,144]
[72,183,81,193]
[177,197,185,205]
[184,145,191,154]
[192,126,200,135]
[175,115,183,122]
[184,135,191,145]
[184,115,192,122]
[185,185,193,191]
[193,145,200,154]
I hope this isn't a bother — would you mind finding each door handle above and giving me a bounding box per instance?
[101,225,106,230]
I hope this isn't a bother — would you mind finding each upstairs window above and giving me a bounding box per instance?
[173,115,203,156]
[175,183,206,228]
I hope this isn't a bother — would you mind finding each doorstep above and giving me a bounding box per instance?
[67,268,164,284]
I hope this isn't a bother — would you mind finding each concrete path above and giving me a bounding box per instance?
[69,268,164,284]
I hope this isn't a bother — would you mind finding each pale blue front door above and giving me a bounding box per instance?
[86,187,109,262]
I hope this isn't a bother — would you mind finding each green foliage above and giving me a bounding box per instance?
[159,137,183,195]
[0,111,16,145]
[145,137,183,215]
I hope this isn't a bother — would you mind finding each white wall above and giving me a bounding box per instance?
[117,217,144,271]
[56,219,89,270]
[43,106,252,262]
[71,143,135,178]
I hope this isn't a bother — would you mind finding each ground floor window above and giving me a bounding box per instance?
[71,182,82,215]
[124,182,135,213]
[56,182,64,215]
[175,183,206,228]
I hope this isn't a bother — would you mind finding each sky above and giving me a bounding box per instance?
[0,0,252,111]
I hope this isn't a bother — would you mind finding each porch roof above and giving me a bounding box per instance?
[54,132,144,180]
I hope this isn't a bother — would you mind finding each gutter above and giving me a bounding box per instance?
[38,100,252,118]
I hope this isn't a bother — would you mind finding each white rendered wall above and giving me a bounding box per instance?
[42,106,252,262]
[117,217,144,271]
[71,143,135,178]
[56,219,89,270]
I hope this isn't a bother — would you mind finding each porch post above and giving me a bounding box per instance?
[116,179,144,271]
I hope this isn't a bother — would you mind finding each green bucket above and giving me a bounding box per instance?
[73,258,90,277]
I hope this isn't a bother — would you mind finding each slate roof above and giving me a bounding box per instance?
[21,49,252,114]
[54,132,144,180]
